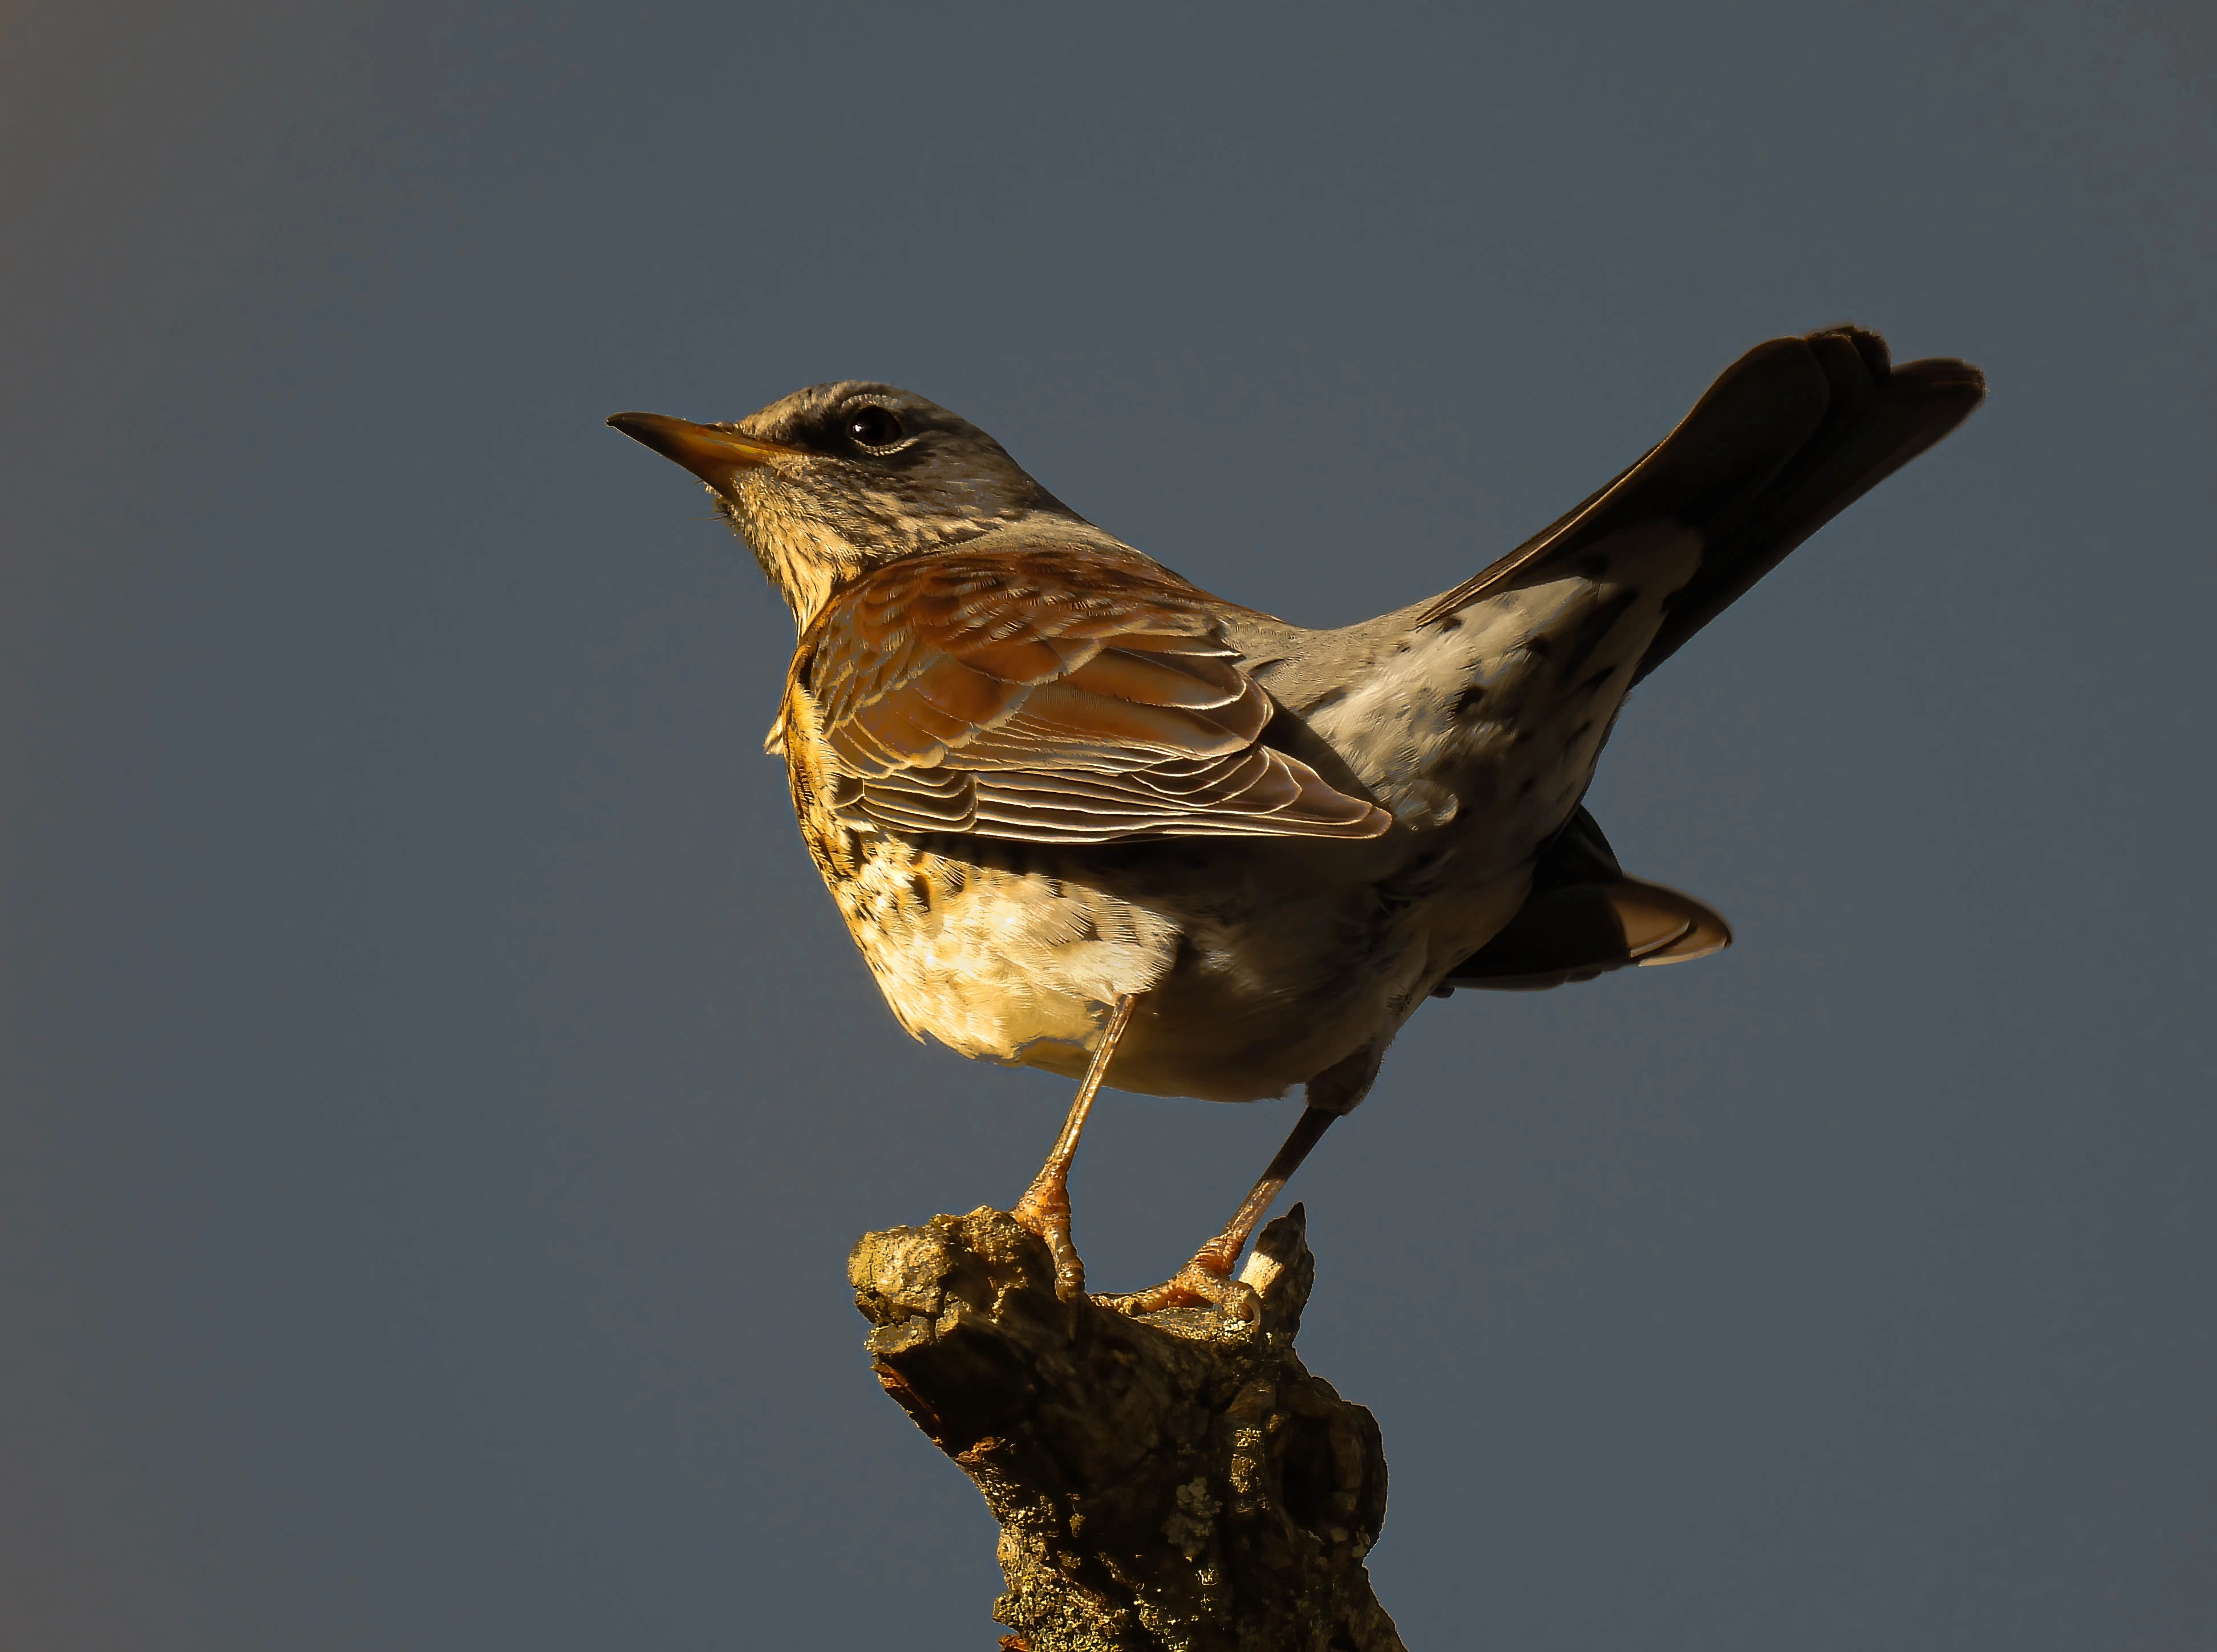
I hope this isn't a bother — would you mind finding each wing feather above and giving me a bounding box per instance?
[789,549,1391,844]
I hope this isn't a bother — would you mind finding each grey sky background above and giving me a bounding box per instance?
[3,2,2212,1646]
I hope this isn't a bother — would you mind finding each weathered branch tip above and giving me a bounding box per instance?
[849,1205,1405,1652]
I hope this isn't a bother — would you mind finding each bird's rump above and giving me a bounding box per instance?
[788,550,1395,843]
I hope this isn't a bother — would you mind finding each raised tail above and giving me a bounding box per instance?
[1417,326,1985,681]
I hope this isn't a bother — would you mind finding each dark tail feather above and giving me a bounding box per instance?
[1634,329,1985,682]
[1417,327,1985,682]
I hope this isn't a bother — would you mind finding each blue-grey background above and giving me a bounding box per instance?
[3,3,2211,1646]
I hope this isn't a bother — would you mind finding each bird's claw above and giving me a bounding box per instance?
[1095,1255,1262,1327]
[1042,1231,1087,1302]
[1011,1194,1087,1302]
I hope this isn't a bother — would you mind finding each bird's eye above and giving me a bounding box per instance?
[845,405,905,449]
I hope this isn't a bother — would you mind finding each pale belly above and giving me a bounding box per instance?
[829,828,1531,1105]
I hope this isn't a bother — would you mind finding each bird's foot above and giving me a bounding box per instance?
[1095,1248,1262,1328]
[1010,1187,1087,1302]
[1006,995,1140,1304]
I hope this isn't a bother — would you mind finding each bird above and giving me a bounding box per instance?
[608,326,1984,1316]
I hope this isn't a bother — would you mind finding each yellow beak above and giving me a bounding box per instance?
[606,411,802,488]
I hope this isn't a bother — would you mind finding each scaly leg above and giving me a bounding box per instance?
[1011,995,1138,1302]
[1099,1105,1340,1322]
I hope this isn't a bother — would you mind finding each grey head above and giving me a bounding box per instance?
[609,381,1078,627]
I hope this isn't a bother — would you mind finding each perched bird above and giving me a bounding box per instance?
[609,327,1983,1313]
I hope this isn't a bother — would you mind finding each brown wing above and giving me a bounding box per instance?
[790,551,1392,843]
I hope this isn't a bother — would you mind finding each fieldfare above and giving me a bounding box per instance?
[609,326,1984,1314]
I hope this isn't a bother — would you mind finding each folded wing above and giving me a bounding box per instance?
[791,551,1393,843]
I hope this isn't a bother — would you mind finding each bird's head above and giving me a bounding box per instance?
[608,382,1077,628]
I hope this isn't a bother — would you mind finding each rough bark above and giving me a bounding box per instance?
[848,1204,1405,1652]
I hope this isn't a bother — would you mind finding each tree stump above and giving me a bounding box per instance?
[848,1204,1405,1652]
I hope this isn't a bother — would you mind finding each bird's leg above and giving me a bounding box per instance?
[1099,1105,1340,1322]
[1011,994,1138,1302]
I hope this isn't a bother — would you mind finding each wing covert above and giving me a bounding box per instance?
[788,551,1391,843]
